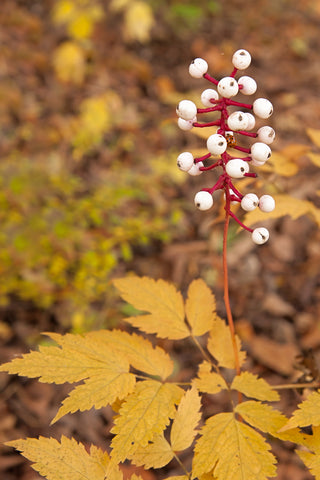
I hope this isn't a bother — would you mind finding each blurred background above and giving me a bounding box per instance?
[1,0,320,478]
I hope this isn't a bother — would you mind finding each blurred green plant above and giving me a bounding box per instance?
[0,154,184,331]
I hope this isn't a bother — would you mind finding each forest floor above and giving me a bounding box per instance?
[1,1,320,479]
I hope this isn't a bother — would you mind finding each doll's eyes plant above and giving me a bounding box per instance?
[177,48,276,245]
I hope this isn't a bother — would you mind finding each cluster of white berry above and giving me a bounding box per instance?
[176,49,276,245]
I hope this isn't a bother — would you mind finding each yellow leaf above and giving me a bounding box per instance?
[163,477,189,480]
[281,390,320,430]
[193,361,228,394]
[297,450,320,480]
[170,386,201,451]
[52,0,75,24]
[269,144,309,177]
[111,380,183,463]
[68,13,95,40]
[207,318,246,369]
[124,1,154,43]
[113,276,189,340]
[110,0,131,11]
[307,127,320,148]
[185,279,217,336]
[129,434,173,469]
[89,329,174,380]
[53,41,86,84]
[296,426,320,478]
[6,436,114,480]
[269,151,298,176]
[0,331,136,422]
[308,152,320,167]
[235,401,305,444]
[192,412,277,479]
[231,371,279,401]
[244,193,319,227]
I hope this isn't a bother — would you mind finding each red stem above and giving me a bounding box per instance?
[223,195,241,378]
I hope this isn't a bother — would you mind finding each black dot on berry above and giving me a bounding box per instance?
[218,142,223,146]
[240,167,245,172]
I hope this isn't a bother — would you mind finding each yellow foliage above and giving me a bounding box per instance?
[235,401,305,443]
[231,371,279,402]
[52,0,104,40]
[89,330,174,380]
[71,93,113,158]
[124,1,154,43]
[193,361,228,394]
[269,144,310,176]
[6,436,112,480]
[185,279,217,336]
[281,390,320,430]
[170,386,201,452]
[110,379,183,463]
[53,41,86,84]
[129,434,173,469]
[307,127,320,148]
[207,317,246,369]
[113,276,189,339]
[296,426,320,479]
[192,412,277,479]
[308,152,320,167]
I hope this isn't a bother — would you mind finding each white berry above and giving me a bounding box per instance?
[232,49,251,70]
[241,193,259,211]
[188,162,203,176]
[251,142,272,163]
[238,75,257,95]
[227,111,249,131]
[257,126,275,144]
[243,112,256,130]
[226,159,250,178]
[189,58,208,78]
[252,227,269,245]
[201,88,219,107]
[207,134,227,155]
[194,191,213,210]
[253,98,273,119]
[217,77,239,98]
[251,158,266,167]
[176,100,197,120]
[177,152,194,172]
[178,117,195,131]
[259,195,275,212]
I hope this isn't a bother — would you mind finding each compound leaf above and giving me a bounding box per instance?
[129,434,173,469]
[111,379,183,463]
[113,276,189,339]
[207,318,246,369]
[235,401,305,444]
[0,331,136,422]
[231,371,279,402]
[193,361,228,394]
[170,386,201,452]
[6,436,116,480]
[281,390,320,430]
[185,279,217,336]
[192,412,277,480]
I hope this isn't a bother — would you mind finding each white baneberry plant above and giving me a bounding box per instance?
[177,49,276,245]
